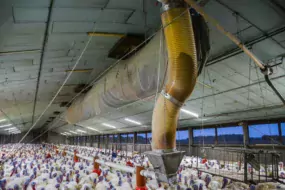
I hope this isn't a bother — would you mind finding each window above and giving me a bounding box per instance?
[137,133,147,144]
[113,135,118,143]
[128,134,134,143]
[109,135,113,143]
[99,136,104,143]
[147,132,152,144]
[93,136,98,142]
[193,128,215,144]
[249,123,280,144]
[281,123,285,144]
[217,126,243,144]
[103,135,107,143]
[121,134,128,143]
[176,130,189,145]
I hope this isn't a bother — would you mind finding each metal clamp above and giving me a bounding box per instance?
[161,90,183,107]
[157,0,186,12]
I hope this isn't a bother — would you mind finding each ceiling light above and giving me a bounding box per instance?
[69,131,78,134]
[180,109,199,118]
[102,123,116,129]
[76,129,86,133]
[64,132,71,135]
[0,124,12,128]
[0,119,7,123]
[61,133,67,136]
[86,127,101,133]
[8,130,20,133]
[4,127,17,131]
[124,118,141,125]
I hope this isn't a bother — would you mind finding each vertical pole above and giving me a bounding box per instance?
[214,127,218,145]
[189,128,193,156]
[265,153,268,182]
[74,150,79,162]
[244,152,247,183]
[242,122,249,148]
[278,122,282,144]
[258,153,260,183]
[136,166,147,190]
[272,153,274,181]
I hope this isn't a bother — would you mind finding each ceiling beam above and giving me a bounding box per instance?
[206,26,285,66]
[31,0,54,125]
[87,32,125,38]
[216,0,285,50]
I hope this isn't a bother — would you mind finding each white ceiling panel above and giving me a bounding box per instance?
[13,7,48,22]
[98,9,133,23]
[52,22,94,33]
[106,0,142,10]
[52,8,101,22]
[54,0,108,8]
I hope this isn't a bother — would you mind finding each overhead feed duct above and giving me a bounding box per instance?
[65,34,167,124]
[146,0,199,183]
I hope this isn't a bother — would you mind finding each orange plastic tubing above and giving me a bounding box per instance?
[152,7,197,150]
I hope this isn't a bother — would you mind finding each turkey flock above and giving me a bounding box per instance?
[0,144,284,190]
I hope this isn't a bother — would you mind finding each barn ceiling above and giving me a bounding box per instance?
[0,0,285,137]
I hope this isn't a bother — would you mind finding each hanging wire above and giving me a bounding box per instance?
[6,9,190,157]
[247,59,252,108]
[201,65,207,155]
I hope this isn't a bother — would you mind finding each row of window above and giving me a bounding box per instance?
[71,130,189,145]
[70,122,285,145]
[193,123,285,145]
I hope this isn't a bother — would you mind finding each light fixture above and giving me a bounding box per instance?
[64,132,72,135]
[0,119,7,123]
[86,127,101,133]
[0,124,12,128]
[76,129,86,133]
[10,129,20,133]
[61,133,67,136]
[70,131,78,134]
[180,108,199,118]
[4,127,17,131]
[102,123,116,129]
[124,118,141,125]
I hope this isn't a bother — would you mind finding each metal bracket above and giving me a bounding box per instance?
[157,0,186,12]
[161,90,183,107]
[145,150,185,183]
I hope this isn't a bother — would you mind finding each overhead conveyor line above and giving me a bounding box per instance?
[184,0,285,105]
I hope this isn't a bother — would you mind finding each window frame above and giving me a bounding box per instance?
[217,126,244,145]
[248,123,280,145]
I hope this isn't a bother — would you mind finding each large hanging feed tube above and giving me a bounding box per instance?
[152,3,198,150]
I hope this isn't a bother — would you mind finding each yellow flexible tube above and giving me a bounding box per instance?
[152,7,198,150]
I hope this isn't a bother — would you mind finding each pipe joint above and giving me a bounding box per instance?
[161,90,183,107]
[158,0,187,12]
[260,66,273,76]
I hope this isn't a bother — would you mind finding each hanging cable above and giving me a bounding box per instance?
[5,10,191,158]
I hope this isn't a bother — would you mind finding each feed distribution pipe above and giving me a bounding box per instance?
[152,0,198,150]
[184,0,285,105]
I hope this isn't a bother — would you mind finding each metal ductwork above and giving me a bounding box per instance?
[65,34,167,124]
[66,0,205,183]
[145,0,199,183]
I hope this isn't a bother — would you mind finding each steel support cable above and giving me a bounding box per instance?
[62,10,190,115]
[264,75,285,105]
[216,0,285,50]
[6,10,190,155]
[7,24,97,156]
[184,0,285,105]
